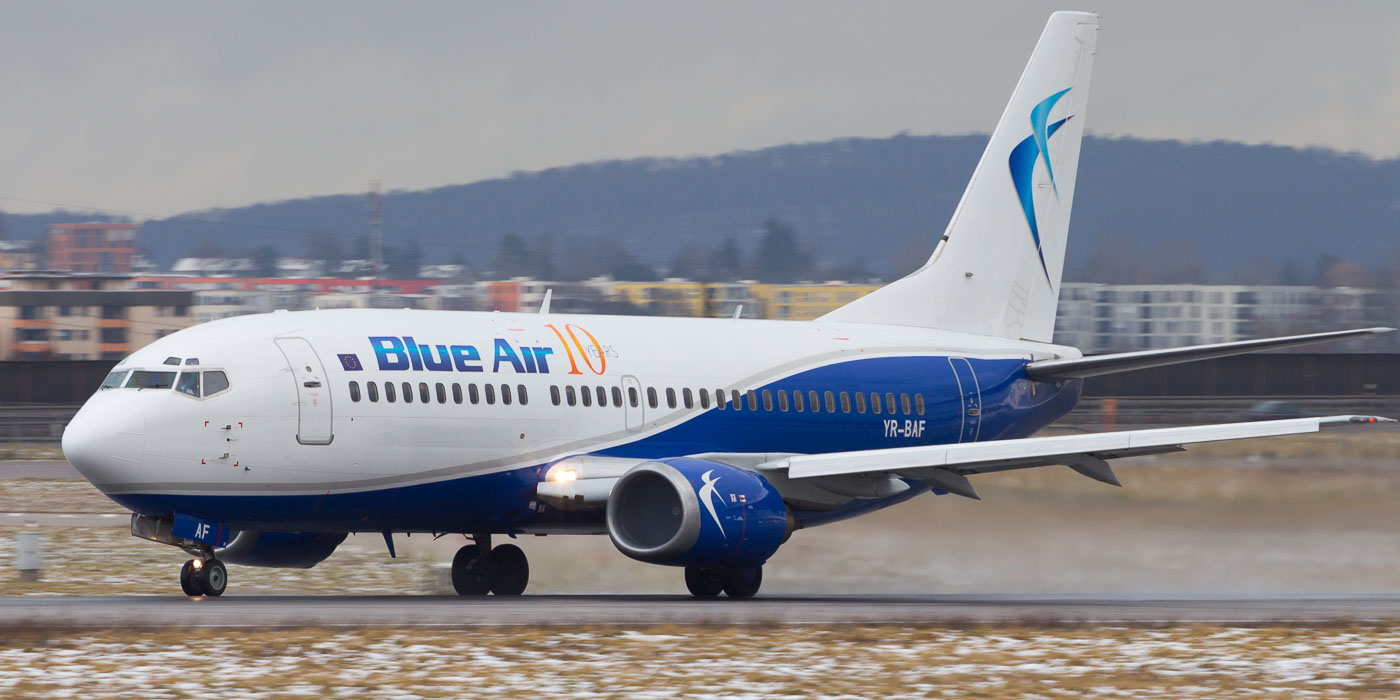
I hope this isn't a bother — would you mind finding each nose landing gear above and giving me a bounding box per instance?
[451,534,529,596]
[179,558,227,597]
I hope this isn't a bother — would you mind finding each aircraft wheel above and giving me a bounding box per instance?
[452,545,491,595]
[721,566,762,599]
[487,544,529,596]
[197,559,227,597]
[684,566,724,599]
[179,560,203,596]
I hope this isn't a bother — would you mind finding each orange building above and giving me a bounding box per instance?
[47,223,139,273]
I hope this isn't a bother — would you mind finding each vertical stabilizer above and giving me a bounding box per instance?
[822,12,1098,342]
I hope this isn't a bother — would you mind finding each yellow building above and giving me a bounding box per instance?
[610,280,708,317]
[751,283,881,320]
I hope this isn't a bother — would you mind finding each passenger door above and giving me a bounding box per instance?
[275,337,333,445]
[948,357,982,443]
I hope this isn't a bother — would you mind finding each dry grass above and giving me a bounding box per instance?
[0,625,1396,698]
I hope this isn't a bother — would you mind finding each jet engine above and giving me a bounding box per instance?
[217,531,348,569]
[606,458,792,567]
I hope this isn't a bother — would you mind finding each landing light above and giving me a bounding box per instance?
[553,469,578,483]
[191,559,203,569]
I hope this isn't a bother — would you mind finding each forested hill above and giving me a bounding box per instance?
[6,133,1398,281]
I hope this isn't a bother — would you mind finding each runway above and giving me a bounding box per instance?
[2,594,1399,628]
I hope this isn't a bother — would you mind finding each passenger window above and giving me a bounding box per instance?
[715,389,725,410]
[760,390,772,411]
[349,381,361,402]
[885,393,896,414]
[666,388,677,409]
[840,392,852,413]
[453,383,463,404]
[808,390,821,414]
[682,388,693,409]
[915,394,926,415]
[596,386,607,407]
[402,382,413,404]
[793,390,805,412]
[175,372,200,398]
[485,384,496,405]
[855,392,866,414]
[469,384,480,404]
[419,382,430,404]
[647,387,658,409]
[367,381,379,402]
[825,391,836,413]
[629,387,639,408]
[436,383,447,404]
[518,385,528,406]
[581,386,593,407]
[566,386,577,406]
[746,390,757,411]
[870,392,882,414]
[901,393,912,414]
[551,386,561,406]
[699,389,710,410]
[386,382,397,403]
[776,390,788,412]
[612,386,623,407]
[732,390,743,411]
[100,370,129,389]
[501,384,512,405]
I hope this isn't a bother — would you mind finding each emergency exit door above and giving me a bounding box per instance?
[622,375,643,431]
[948,357,982,443]
[275,337,334,445]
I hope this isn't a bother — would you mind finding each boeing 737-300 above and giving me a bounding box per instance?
[61,12,1394,598]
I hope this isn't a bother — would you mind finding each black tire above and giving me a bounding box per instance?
[487,544,529,596]
[197,559,227,597]
[179,560,203,596]
[452,545,490,595]
[684,567,724,598]
[721,566,762,599]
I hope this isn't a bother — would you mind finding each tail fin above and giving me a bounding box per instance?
[822,11,1098,342]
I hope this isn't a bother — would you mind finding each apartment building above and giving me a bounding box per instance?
[47,223,139,273]
[0,274,193,360]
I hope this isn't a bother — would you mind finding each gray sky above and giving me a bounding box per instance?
[2,1,1398,217]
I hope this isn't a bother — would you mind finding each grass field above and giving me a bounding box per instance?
[0,625,1396,698]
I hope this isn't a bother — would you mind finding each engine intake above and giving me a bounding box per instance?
[218,531,347,569]
[606,458,791,567]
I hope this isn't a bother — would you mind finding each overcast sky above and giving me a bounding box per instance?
[2,1,1397,217]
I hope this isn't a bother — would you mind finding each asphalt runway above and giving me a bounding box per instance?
[2,594,1398,628]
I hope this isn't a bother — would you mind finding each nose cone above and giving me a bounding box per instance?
[62,394,146,487]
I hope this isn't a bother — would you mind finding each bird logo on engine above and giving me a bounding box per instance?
[698,470,726,538]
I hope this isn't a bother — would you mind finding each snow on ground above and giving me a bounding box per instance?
[0,626,1396,698]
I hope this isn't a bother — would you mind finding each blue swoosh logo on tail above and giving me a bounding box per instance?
[1009,88,1072,286]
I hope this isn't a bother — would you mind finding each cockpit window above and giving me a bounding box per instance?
[128,370,177,390]
[175,372,201,398]
[99,370,130,389]
[203,371,231,397]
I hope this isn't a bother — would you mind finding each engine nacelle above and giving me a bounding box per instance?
[606,458,791,567]
[217,531,347,569]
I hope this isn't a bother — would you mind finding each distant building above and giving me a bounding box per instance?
[0,240,40,272]
[47,223,139,273]
[0,273,192,360]
[749,283,881,320]
[170,258,257,277]
[611,280,708,317]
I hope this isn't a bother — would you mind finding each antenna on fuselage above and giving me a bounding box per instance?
[732,304,743,321]
[539,289,553,315]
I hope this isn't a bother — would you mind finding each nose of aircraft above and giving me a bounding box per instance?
[62,394,147,487]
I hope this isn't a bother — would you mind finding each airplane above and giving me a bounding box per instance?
[61,11,1393,599]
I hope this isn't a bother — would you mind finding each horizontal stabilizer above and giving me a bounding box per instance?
[1026,327,1395,381]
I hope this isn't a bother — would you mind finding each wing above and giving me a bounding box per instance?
[758,415,1394,500]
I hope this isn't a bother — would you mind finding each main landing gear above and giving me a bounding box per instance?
[684,565,763,599]
[451,534,529,596]
[179,557,227,597]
